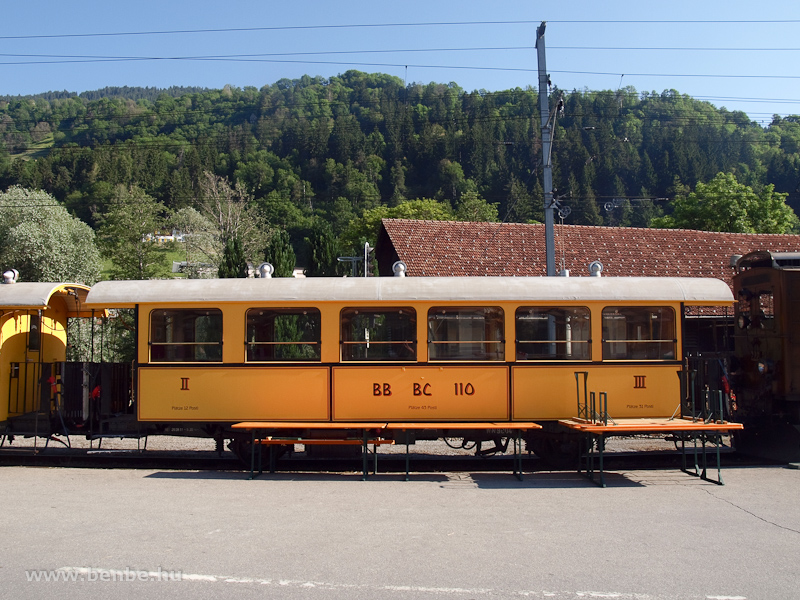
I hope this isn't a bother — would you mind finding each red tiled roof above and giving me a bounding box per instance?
[379,219,800,290]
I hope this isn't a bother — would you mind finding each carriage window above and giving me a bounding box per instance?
[150,309,222,362]
[341,308,416,361]
[602,306,676,360]
[516,307,590,360]
[753,290,774,330]
[428,307,504,361]
[28,313,41,352]
[736,290,750,326]
[737,288,775,330]
[246,308,320,361]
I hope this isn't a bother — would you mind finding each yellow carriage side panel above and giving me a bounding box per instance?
[512,364,682,420]
[333,365,509,421]
[138,366,329,421]
[0,314,23,420]
[1,309,67,418]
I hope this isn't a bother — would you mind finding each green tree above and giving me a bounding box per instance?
[97,185,170,279]
[504,176,540,224]
[67,310,135,363]
[7,74,800,235]
[340,198,455,253]
[454,191,499,222]
[198,171,269,264]
[305,219,342,277]
[218,236,248,278]
[651,171,799,233]
[263,229,296,277]
[629,188,664,228]
[170,207,217,278]
[0,186,102,283]
[567,174,602,226]
[436,159,477,202]
[0,142,10,183]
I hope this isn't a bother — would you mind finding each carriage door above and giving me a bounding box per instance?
[25,312,44,415]
[7,311,44,416]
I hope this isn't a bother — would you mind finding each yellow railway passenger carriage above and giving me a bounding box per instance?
[0,280,92,425]
[83,275,733,454]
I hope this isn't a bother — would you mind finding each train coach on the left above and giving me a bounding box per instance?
[0,271,94,428]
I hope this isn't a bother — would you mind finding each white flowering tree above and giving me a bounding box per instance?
[0,186,102,284]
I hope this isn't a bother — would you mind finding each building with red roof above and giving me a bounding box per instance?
[376,219,800,290]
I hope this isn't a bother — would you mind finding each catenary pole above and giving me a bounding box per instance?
[536,21,556,276]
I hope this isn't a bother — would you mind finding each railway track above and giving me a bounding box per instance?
[0,443,763,474]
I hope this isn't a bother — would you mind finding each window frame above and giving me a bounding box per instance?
[149,308,223,363]
[27,312,41,352]
[515,306,591,361]
[427,306,505,362]
[340,307,417,362]
[601,305,677,361]
[245,307,322,363]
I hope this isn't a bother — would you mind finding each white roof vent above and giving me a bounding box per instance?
[2,269,19,284]
[392,261,407,277]
[588,261,603,277]
[257,263,274,279]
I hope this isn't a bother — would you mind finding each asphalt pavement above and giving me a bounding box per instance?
[1,464,798,600]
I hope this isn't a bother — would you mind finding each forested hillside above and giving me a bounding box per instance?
[1,70,799,259]
[0,86,210,104]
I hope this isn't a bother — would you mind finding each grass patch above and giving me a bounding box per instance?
[9,134,55,161]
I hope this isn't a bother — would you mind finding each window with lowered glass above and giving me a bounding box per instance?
[150,309,223,362]
[756,291,775,330]
[28,313,41,352]
[602,306,676,360]
[428,307,504,361]
[246,308,321,362]
[516,307,591,360]
[341,308,416,361]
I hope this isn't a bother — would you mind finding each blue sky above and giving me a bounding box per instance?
[2,0,799,124]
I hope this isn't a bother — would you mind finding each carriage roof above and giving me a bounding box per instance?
[84,276,733,307]
[0,282,91,314]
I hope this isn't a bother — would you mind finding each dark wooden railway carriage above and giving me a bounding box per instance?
[731,251,800,461]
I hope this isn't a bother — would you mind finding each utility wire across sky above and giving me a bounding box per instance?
[1,5,799,118]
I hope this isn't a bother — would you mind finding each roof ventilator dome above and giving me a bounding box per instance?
[257,263,274,279]
[588,261,603,277]
[2,269,19,284]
